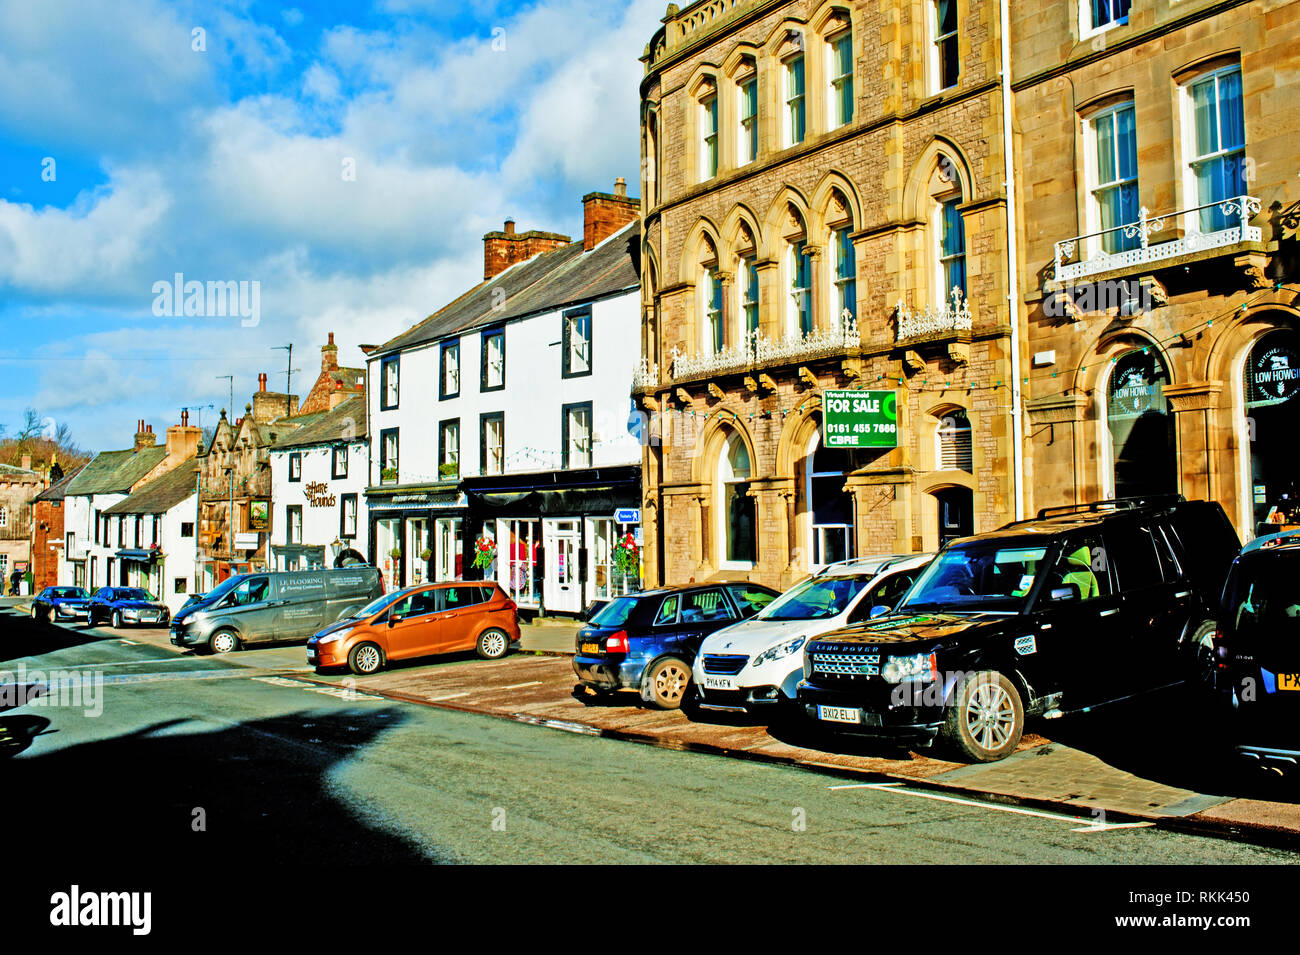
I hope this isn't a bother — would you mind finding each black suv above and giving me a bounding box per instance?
[797,495,1240,762]
[1213,539,1300,773]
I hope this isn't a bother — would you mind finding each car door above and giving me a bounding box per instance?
[383,589,442,660]
[1031,534,1122,705]
[220,575,277,643]
[1103,520,1183,693]
[675,588,736,661]
[434,585,489,653]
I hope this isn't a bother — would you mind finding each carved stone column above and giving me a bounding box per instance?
[805,244,824,333]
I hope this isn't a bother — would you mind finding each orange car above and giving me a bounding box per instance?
[305,582,519,675]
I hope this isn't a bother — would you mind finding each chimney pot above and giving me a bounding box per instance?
[615,177,627,197]
[504,218,516,235]
[258,372,268,393]
[328,331,335,345]
[182,410,189,426]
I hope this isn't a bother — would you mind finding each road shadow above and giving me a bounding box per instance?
[0,608,117,663]
[0,706,447,862]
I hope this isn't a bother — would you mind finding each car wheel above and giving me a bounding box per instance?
[348,642,383,676]
[208,629,239,654]
[476,628,510,660]
[111,610,123,629]
[940,670,1024,762]
[1187,619,1217,686]
[642,657,692,710]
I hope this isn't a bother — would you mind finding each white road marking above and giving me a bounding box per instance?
[831,782,1151,832]
[502,681,543,690]
[118,640,137,645]
[426,692,470,702]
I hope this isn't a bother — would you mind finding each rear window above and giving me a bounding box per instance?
[726,585,775,618]
[1224,553,1300,647]
[680,589,734,623]
[590,595,640,628]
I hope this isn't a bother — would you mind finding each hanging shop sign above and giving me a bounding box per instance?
[822,390,898,449]
[249,500,271,531]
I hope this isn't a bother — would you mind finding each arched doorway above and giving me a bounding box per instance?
[716,429,756,569]
[935,486,972,547]
[1243,328,1300,535]
[805,428,855,569]
[1105,348,1177,498]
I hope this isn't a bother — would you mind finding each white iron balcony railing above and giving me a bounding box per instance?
[667,311,860,381]
[632,358,660,389]
[1053,195,1261,284]
[895,288,972,343]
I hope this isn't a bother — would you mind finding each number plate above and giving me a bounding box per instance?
[817,705,862,724]
[1278,673,1300,691]
[581,642,600,654]
[306,650,318,663]
[703,675,736,690]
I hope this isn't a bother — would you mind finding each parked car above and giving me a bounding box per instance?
[797,495,1240,762]
[30,586,91,623]
[306,582,520,675]
[693,554,933,715]
[572,582,781,709]
[87,587,171,628]
[169,566,383,654]
[1212,539,1300,773]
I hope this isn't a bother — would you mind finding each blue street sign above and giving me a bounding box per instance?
[615,508,641,524]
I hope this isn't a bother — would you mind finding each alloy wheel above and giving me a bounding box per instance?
[354,645,381,674]
[481,631,507,658]
[964,682,1015,752]
[655,662,689,703]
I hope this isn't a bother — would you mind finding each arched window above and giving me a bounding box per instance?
[1243,327,1300,534]
[927,156,966,305]
[1105,348,1177,498]
[718,431,756,567]
[935,409,972,471]
[831,225,856,323]
[703,268,723,353]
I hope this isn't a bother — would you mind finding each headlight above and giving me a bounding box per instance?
[318,628,353,645]
[881,652,937,684]
[753,636,806,667]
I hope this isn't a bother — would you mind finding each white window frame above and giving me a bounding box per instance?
[1179,64,1247,235]
[787,240,810,335]
[739,256,759,338]
[1080,0,1129,42]
[700,91,719,181]
[935,410,973,472]
[1083,100,1140,257]
[831,226,856,323]
[933,192,967,305]
[0,506,7,529]
[737,75,758,166]
[716,432,755,572]
[702,268,723,354]
[783,53,806,148]
[484,415,504,475]
[827,30,853,130]
[930,0,960,93]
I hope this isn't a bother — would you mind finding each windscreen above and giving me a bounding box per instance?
[899,541,1050,612]
[355,589,412,619]
[759,575,872,621]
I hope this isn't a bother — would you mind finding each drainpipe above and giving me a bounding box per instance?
[999,0,1026,520]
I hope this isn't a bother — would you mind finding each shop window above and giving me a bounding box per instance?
[1105,348,1177,498]
[1244,329,1300,535]
[718,431,756,568]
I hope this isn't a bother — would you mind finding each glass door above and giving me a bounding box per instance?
[544,518,582,614]
[408,518,428,584]
[498,518,541,608]
[435,517,462,581]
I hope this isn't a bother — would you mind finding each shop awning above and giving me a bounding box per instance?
[116,549,157,562]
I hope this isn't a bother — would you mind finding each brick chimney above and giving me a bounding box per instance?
[322,332,338,373]
[165,410,202,467]
[483,219,572,280]
[582,177,638,252]
[251,372,299,424]
[133,419,157,452]
[20,454,31,471]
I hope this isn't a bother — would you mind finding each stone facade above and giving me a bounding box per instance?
[638,0,1019,588]
[0,460,42,592]
[1012,0,1300,541]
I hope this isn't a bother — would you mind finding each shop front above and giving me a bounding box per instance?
[115,548,160,591]
[365,486,467,590]
[463,467,642,616]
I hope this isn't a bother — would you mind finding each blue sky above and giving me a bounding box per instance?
[0,0,660,448]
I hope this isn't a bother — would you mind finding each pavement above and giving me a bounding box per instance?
[12,600,1300,849]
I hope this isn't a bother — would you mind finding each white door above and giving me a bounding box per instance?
[543,518,582,614]
[434,517,461,581]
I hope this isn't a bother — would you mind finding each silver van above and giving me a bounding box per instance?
[169,567,383,654]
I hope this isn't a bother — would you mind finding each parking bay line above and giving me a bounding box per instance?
[501,681,543,690]
[831,782,1155,833]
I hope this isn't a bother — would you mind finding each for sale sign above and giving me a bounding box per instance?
[823,390,898,449]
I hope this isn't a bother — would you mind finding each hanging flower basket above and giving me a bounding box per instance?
[472,535,496,572]
[613,532,640,578]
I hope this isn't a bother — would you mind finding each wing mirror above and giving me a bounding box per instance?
[388,613,402,627]
[869,605,891,619]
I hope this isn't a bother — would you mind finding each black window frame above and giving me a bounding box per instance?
[480,412,505,476]
[288,452,302,482]
[92,509,99,544]
[561,401,594,470]
[380,355,400,410]
[480,327,506,392]
[286,505,303,545]
[439,418,461,481]
[440,340,460,400]
[340,493,358,539]
[181,522,195,538]
[561,307,593,379]
[331,444,348,480]
[379,427,400,483]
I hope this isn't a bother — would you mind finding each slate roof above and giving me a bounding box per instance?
[376,220,641,356]
[33,468,81,503]
[271,396,367,450]
[65,446,168,496]
[103,461,200,515]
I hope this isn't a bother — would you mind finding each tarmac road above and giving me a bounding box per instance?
[1,602,1294,865]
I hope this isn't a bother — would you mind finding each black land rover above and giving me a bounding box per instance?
[797,495,1240,762]
[1213,539,1300,773]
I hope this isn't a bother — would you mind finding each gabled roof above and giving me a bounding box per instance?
[376,220,641,356]
[65,446,168,496]
[103,462,200,515]
[271,396,367,450]
[33,468,82,503]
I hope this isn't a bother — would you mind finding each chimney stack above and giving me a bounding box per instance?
[322,332,339,373]
[482,219,572,280]
[582,178,639,251]
[20,454,31,471]
[165,410,202,466]
[133,419,157,452]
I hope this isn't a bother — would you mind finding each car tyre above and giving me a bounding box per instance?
[940,670,1024,763]
[1186,619,1218,687]
[476,628,510,660]
[348,642,384,676]
[111,609,123,629]
[641,657,692,710]
[208,629,240,654]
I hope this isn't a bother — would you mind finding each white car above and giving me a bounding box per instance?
[692,554,934,715]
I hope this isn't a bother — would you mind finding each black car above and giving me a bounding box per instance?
[1213,540,1300,773]
[797,495,1240,761]
[30,586,92,623]
[572,582,780,709]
